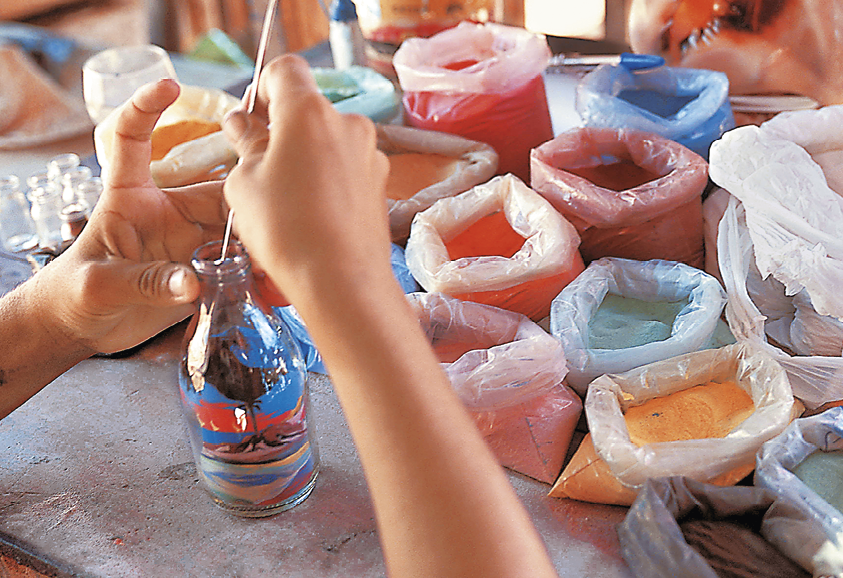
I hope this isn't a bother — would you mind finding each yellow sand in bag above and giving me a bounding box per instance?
[550,381,757,506]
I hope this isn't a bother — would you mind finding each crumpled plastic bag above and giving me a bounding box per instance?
[393,22,553,182]
[531,127,708,267]
[618,476,817,578]
[550,257,727,394]
[407,291,581,484]
[710,116,843,321]
[711,109,843,407]
[576,64,735,160]
[755,407,843,578]
[404,174,585,321]
[552,344,797,506]
[95,83,240,188]
[377,124,498,243]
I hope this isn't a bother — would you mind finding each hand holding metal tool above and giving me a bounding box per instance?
[220,0,279,262]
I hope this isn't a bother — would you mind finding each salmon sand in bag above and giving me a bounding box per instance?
[550,344,800,507]
[531,127,708,268]
[407,291,581,484]
[393,22,553,183]
[404,174,585,321]
[550,257,728,394]
[377,124,498,243]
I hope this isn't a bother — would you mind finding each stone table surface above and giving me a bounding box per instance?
[0,323,633,578]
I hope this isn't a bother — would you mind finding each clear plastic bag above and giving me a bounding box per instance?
[531,127,708,267]
[618,476,816,578]
[404,174,585,321]
[712,113,843,407]
[587,343,796,491]
[407,291,581,483]
[754,407,843,578]
[377,124,498,242]
[393,22,553,182]
[550,257,727,394]
[575,65,734,160]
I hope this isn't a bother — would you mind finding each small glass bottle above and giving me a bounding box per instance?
[47,153,81,188]
[76,177,103,215]
[60,165,94,205]
[179,239,319,517]
[27,176,64,249]
[0,175,38,252]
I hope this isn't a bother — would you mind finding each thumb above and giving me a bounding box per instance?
[107,262,200,306]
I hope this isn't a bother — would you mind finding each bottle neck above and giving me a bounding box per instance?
[191,240,257,305]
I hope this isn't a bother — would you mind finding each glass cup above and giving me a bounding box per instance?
[0,176,38,252]
[82,44,178,124]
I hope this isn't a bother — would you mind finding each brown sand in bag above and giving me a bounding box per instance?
[385,152,460,201]
[446,211,526,260]
[625,381,755,446]
[680,519,810,578]
[565,160,663,192]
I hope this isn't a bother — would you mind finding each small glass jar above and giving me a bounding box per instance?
[0,175,38,252]
[27,181,64,248]
[179,240,319,517]
[60,165,94,205]
[59,203,89,241]
[75,177,103,215]
[47,153,81,187]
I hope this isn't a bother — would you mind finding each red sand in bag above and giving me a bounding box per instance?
[531,127,708,268]
[403,74,554,183]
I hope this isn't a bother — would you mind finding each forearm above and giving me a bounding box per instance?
[290,269,558,578]
[0,274,94,419]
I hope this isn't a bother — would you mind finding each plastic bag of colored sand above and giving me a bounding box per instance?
[618,476,813,578]
[550,257,726,394]
[531,127,708,268]
[754,407,843,577]
[408,291,581,484]
[575,64,734,160]
[393,22,553,182]
[377,124,498,243]
[405,174,585,321]
[550,344,798,505]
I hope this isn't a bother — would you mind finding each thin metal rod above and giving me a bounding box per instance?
[220,0,279,262]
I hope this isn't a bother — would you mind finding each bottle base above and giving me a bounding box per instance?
[209,470,319,518]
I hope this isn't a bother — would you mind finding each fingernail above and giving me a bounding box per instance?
[168,267,187,297]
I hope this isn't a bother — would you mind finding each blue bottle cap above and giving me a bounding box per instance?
[330,0,358,22]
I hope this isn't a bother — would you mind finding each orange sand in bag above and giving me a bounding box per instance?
[454,251,586,321]
[446,211,525,260]
[625,380,755,446]
[385,152,460,201]
[151,118,221,161]
[431,336,502,364]
[566,161,663,192]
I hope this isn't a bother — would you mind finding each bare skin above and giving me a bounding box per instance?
[222,54,559,578]
[0,79,226,418]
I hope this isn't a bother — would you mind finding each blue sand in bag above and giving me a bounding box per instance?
[275,243,419,374]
